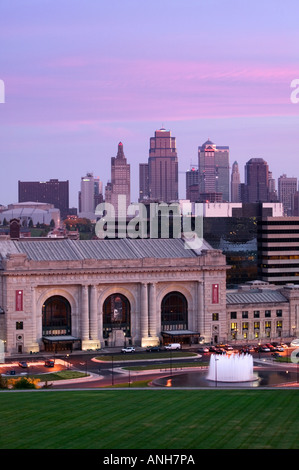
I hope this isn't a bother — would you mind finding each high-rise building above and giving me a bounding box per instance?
[18,179,69,219]
[231,161,241,202]
[139,163,149,202]
[79,172,96,219]
[198,139,230,202]
[147,127,178,203]
[244,158,269,203]
[109,142,130,217]
[258,216,299,284]
[278,174,298,216]
[186,166,199,202]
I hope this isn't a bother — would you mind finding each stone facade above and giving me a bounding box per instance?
[0,239,228,355]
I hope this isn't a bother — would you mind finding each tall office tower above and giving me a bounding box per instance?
[139,163,149,202]
[230,161,241,202]
[94,176,103,208]
[186,166,199,202]
[109,142,130,217]
[258,217,299,284]
[79,172,96,218]
[244,158,269,203]
[278,174,298,216]
[148,127,178,202]
[18,179,69,219]
[198,139,230,202]
[268,171,278,202]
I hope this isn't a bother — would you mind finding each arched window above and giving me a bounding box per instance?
[103,293,131,338]
[161,291,188,331]
[42,296,71,336]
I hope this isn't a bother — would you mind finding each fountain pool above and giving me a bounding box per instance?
[206,353,256,383]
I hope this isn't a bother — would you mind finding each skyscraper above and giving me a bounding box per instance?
[18,179,69,219]
[244,158,269,203]
[231,161,241,202]
[139,163,149,202]
[278,174,298,216]
[186,166,199,202]
[198,139,230,202]
[79,172,96,218]
[147,127,178,203]
[109,142,130,217]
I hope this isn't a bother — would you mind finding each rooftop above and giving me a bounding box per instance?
[226,289,288,305]
[0,237,213,262]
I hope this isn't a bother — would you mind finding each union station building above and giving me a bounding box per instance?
[0,237,298,355]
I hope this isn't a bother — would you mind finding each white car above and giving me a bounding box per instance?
[121,346,136,354]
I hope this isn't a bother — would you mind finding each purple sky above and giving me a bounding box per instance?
[1,0,299,208]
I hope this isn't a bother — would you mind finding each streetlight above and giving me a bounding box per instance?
[111,354,114,386]
[215,356,219,388]
[169,349,173,376]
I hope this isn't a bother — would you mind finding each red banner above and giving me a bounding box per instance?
[16,290,23,311]
[212,284,219,304]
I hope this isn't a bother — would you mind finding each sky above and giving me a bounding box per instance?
[1,0,299,209]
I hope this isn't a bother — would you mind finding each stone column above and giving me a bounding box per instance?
[198,281,204,338]
[148,283,160,345]
[90,285,98,340]
[81,285,89,344]
[140,283,149,346]
[28,286,39,353]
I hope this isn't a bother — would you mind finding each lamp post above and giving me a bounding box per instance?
[215,356,219,388]
[111,354,114,386]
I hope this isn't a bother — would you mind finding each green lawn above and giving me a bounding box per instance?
[95,351,197,361]
[1,389,299,449]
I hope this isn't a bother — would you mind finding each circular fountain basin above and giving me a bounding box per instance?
[206,353,257,383]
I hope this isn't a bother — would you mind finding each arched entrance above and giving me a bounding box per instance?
[161,291,188,331]
[103,293,131,346]
[42,295,76,351]
[161,291,195,345]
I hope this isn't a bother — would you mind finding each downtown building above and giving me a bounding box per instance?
[139,127,178,203]
[278,174,298,216]
[258,216,299,285]
[243,158,269,203]
[18,179,69,219]
[198,139,230,202]
[0,237,228,354]
[105,142,131,218]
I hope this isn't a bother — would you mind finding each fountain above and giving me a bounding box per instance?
[206,353,256,383]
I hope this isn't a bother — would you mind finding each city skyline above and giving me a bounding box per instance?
[1,0,299,208]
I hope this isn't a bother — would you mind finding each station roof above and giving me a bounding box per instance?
[0,237,212,262]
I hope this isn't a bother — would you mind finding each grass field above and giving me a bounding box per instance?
[1,389,299,449]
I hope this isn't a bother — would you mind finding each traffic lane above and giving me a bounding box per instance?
[0,359,66,376]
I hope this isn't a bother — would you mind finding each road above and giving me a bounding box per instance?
[1,346,297,389]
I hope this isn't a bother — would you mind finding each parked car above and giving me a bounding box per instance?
[146,346,161,352]
[44,359,55,367]
[197,347,209,353]
[223,344,234,351]
[164,343,181,350]
[121,346,135,353]
[272,352,282,358]
[239,348,251,354]
[18,361,28,368]
[259,345,271,352]
[274,345,284,352]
